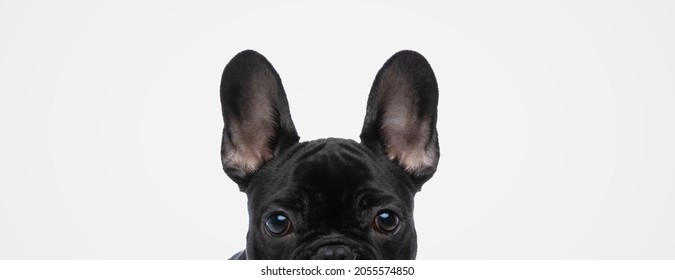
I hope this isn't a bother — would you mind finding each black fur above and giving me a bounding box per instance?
[220,50,439,259]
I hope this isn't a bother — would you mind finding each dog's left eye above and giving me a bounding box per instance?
[373,210,400,234]
[265,213,292,236]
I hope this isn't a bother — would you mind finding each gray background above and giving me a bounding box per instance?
[1,0,674,259]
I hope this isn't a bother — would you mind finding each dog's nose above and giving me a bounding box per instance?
[313,245,355,260]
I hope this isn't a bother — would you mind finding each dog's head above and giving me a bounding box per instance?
[220,50,439,259]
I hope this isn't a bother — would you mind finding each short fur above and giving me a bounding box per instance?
[220,50,439,259]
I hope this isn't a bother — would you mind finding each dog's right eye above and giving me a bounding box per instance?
[265,213,292,236]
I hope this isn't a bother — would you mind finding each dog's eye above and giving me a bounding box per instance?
[265,213,292,236]
[373,210,400,234]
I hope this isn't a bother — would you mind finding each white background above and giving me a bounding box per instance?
[1,0,673,259]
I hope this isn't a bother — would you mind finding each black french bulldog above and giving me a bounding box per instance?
[221,50,439,260]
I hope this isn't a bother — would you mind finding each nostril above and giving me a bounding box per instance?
[334,247,346,259]
[322,250,334,259]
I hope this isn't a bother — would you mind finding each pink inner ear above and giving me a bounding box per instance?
[223,71,278,173]
[377,66,435,173]
[382,114,436,173]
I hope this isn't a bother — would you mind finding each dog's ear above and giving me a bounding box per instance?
[220,50,299,189]
[360,50,439,190]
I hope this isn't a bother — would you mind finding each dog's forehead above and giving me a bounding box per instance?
[248,138,413,210]
[277,138,377,191]
[294,140,372,184]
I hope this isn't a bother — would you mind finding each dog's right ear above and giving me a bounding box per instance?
[220,50,299,189]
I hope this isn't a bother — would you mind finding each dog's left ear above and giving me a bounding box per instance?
[360,50,439,190]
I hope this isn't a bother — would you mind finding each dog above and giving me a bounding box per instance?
[220,50,439,259]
